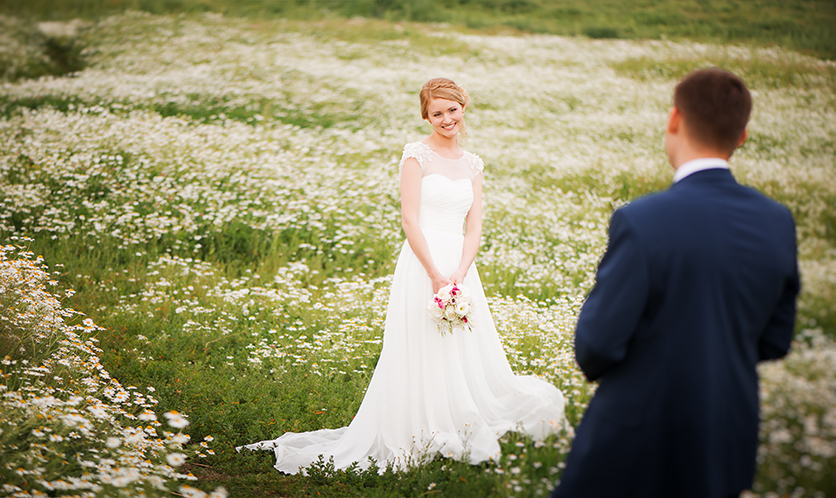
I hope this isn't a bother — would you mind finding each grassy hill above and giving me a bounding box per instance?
[3,0,836,60]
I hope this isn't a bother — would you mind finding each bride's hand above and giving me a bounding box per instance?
[431,273,452,294]
[449,269,467,285]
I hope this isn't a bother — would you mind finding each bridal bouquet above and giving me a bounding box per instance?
[428,283,473,335]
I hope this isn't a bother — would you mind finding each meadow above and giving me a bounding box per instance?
[0,10,835,498]
[4,0,836,61]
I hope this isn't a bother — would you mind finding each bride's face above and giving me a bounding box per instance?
[426,98,464,138]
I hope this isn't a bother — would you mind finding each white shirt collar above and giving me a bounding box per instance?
[673,157,729,183]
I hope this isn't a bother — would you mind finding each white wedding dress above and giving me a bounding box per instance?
[239,141,565,473]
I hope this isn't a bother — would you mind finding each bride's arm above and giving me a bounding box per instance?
[450,175,483,284]
[401,158,451,293]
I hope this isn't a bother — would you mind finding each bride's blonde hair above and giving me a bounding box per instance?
[419,78,470,139]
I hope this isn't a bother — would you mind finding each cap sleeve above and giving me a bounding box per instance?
[467,152,485,176]
[398,142,431,172]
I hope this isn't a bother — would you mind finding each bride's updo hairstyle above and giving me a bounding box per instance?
[420,78,470,139]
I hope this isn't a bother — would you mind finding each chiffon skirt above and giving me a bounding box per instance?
[239,228,566,473]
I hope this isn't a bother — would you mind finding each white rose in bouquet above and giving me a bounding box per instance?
[437,285,453,302]
[455,301,471,317]
[428,300,444,318]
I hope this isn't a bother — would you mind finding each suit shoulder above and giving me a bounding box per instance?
[743,185,793,215]
[615,190,678,219]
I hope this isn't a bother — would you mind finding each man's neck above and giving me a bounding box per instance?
[672,157,730,183]
[671,147,731,172]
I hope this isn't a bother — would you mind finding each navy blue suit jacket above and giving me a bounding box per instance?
[553,168,799,498]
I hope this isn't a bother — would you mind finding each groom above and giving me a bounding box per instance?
[553,68,799,498]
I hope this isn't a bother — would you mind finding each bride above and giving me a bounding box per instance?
[239,78,566,473]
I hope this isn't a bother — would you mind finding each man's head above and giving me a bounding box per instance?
[666,68,752,166]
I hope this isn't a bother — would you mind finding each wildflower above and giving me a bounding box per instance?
[166,453,188,466]
[88,405,108,419]
[138,410,157,421]
[172,433,190,444]
[164,411,189,429]
[210,488,229,498]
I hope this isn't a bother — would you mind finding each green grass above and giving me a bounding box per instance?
[2,0,836,60]
[19,229,574,496]
[181,431,566,497]
[612,51,836,92]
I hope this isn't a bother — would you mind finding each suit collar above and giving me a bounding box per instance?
[673,157,729,183]
[670,167,737,189]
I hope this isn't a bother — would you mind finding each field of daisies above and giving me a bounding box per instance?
[1,11,835,498]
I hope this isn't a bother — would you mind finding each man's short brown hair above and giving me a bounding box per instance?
[673,68,752,154]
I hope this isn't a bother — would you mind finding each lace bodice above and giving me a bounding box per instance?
[398,142,483,234]
[398,141,484,181]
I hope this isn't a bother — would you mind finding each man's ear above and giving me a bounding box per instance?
[737,129,748,148]
[667,106,681,135]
